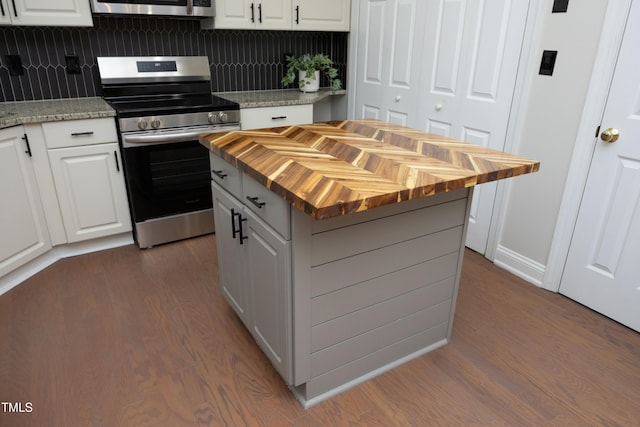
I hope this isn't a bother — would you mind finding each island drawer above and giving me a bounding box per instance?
[209,152,242,198]
[242,173,290,240]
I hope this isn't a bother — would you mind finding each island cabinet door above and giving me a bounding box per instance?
[211,182,249,325]
[243,208,292,384]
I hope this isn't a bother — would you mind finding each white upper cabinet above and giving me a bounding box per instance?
[0,0,11,25]
[203,0,349,31]
[205,0,291,30]
[293,0,350,31]
[0,0,93,26]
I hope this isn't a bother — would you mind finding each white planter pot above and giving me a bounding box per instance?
[299,70,320,93]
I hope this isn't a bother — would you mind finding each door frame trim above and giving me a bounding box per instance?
[542,0,633,292]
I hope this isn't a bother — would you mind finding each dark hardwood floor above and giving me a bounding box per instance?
[1,234,639,426]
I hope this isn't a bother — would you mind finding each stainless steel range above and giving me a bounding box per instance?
[97,56,240,248]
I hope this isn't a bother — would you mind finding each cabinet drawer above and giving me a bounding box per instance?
[43,118,118,149]
[210,152,242,199]
[242,173,290,240]
[241,105,313,130]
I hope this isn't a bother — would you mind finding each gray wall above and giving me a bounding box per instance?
[494,0,608,284]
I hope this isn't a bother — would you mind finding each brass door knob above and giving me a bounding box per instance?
[600,128,619,143]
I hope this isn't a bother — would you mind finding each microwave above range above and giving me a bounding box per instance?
[90,0,214,18]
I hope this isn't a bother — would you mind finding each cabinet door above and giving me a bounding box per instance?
[259,0,291,30]
[0,0,12,25]
[294,0,350,31]
[0,126,51,277]
[213,0,256,29]
[211,181,249,324]
[8,0,92,26]
[244,209,292,383]
[48,143,131,243]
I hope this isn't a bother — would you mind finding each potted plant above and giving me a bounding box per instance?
[281,53,342,93]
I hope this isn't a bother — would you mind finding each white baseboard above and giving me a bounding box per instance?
[493,245,545,287]
[0,233,134,297]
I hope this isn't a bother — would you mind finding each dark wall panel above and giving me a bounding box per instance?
[0,17,348,102]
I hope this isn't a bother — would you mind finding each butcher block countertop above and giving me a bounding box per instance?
[200,119,540,220]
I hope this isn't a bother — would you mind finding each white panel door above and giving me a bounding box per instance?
[560,1,640,332]
[417,0,529,253]
[352,0,529,254]
[353,0,427,127]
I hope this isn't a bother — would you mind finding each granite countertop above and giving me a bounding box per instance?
[215,88,346,108]
[200,119,540,220]
[0,98,115,129]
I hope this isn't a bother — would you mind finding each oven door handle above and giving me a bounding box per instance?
[121,127,239,147]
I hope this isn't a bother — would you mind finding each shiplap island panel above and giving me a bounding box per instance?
[200,119,539,407]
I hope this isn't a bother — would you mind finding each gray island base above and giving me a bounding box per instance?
[210,159,471,407]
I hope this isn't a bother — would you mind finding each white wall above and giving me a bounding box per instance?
[494,0,608,284]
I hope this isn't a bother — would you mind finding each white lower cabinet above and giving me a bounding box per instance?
[212,178,292,383]
[45,118,131,243]
[48,142,131,243]
[0,125,51,277]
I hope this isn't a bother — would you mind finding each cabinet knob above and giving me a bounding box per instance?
[435,103,443,111]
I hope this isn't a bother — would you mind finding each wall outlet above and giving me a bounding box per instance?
[65,55,81,74]
[539,50,558,76]
[552,0,569,13]
[4,55,24,76]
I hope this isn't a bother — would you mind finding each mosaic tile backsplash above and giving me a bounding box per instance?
[0,17,348,102]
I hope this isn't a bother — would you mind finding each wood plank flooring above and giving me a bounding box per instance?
[1,234,638,426]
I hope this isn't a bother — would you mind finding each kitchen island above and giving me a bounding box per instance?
[200,119,539,407]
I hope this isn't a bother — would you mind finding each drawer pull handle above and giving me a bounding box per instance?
[71,131,94,137]
[246,196,265,209]
[239,217,248,244]
[231,208,240,239]
[22,133,32,157]
[212,169,227,180]
[272,116,287,120]
[114,151,120,172]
